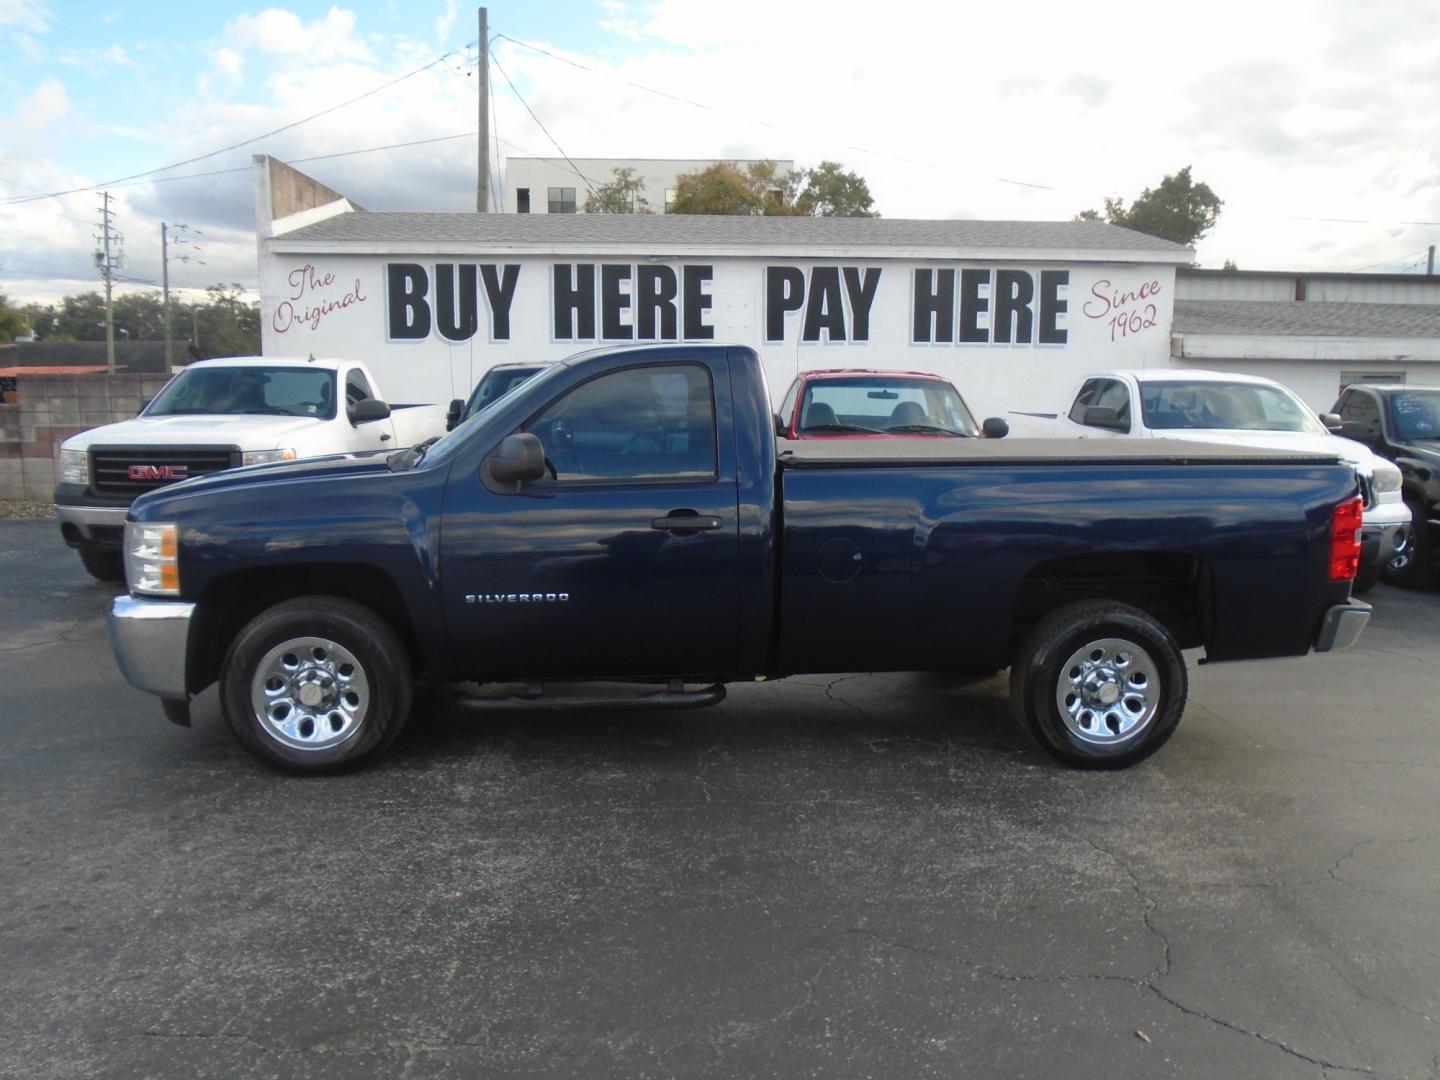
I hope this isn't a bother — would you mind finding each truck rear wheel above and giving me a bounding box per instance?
[78,545,125,583]
[220,597,413,773]
[1009,600,1186,769]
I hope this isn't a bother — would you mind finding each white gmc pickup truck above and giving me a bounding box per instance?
[1010,368,1412,593]
[54,356,445,580]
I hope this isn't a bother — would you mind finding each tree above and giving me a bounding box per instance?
[584,166,652,214]
[1076,166,1222,247]
[670,162,768,215]
[669,159,878,217]
[0,292,27,339]
[190,284,260,358]
[796,161,877,218]
[112,291,167,340]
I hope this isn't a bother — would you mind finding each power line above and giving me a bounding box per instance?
[489,50,601,200]
[492,31,1004,182]
[1,45,476,207]
[1349,249,1430,272]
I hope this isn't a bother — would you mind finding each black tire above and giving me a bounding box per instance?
[78,545,125,582]
[220,596,413,773]
[1009,600,1187,769]
[1351,561,1381,595]
[1381,498,1434,589]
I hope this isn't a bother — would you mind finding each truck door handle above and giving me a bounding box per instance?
[651,512,722,532]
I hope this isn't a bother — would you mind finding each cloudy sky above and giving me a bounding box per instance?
[1,0,1437,305]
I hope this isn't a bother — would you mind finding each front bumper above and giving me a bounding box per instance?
[108,595,195,701]
[1314,599,1371,653]
[1360,520,1411,569]
[54,483,132,547]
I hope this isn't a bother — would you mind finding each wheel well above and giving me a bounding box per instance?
[1009,551,1212,658]
[187,564,419,694]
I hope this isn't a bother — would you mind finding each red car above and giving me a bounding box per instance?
[775,369,1007,439]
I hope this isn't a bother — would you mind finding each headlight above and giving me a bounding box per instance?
[242,448,298,466]
[125,522,180,596]
[57,448,89,485]
[1371,462,1402,494]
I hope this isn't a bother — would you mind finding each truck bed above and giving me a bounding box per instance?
[777,437,1344,468]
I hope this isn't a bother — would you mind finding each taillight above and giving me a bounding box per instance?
[1329,496,1363,582]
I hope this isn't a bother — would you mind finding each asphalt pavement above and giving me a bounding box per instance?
[2,517,1439,1079]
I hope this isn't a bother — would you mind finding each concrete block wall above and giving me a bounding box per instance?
[0,373,174,500]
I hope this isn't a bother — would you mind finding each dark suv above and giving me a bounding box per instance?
[1333,384,1440,587]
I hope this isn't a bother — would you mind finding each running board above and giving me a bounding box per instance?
[456,679,726,713]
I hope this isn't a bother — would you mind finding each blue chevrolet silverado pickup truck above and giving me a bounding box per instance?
[108,343,1370,773]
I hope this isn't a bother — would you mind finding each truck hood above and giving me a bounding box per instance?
[1396,440,1440,467]
[63,413,327,450]
[1146,428,1375,472]
[131,450,394,515]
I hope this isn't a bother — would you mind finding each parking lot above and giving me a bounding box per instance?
[2,516,1438,1078]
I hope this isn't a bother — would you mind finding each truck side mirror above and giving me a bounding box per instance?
[487,432,547,488]
[1340,420,1379,447]
[350,398,391,425]
[981,417,1009,439]
[1318,412,1343,434]
[446,398,464,432]
[774,413,787,438]
[137,397,152,416]
[1082,405,1129,432]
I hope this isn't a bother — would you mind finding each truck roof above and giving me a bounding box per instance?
[184,356,355,372]
[1098,368,1286,387]
[1348,383,1440,393]
[797,369,951,381]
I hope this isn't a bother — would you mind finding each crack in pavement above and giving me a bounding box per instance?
[821,674,873,721]
[0,619,95,655]
[850,830,1383,1075]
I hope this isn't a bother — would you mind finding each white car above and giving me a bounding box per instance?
[1016,369,1410,593]
[54,356,446,581]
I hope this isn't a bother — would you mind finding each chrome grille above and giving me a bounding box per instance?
[90,445,240,498]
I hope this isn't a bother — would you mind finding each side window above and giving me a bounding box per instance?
[1340,391,1379,431]
[523,364,717,482]
[345,369,374,407]
[1094,379,1132,427]
[1068,380,1100,423]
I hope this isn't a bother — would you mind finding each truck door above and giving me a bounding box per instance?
[1068,377,1135,438]
[344,367,393,450]
[440,355,740,679]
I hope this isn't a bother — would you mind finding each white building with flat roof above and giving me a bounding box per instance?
[253,156,1192,418]
[502,158,795,215]
[1172,269,1440,411]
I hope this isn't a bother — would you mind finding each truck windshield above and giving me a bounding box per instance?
[1386,390,1440,441]
[799,377,978,435]
[1140,381,1325,434]
[146,366,338,419]
[463,366,545,422]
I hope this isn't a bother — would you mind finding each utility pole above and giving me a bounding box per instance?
[95,192,120,373]
[477,6,489,212]
[161,223,172,366]
[162,223,202,364]
[1428,245,1435,277]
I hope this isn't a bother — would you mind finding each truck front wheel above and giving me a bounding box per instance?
[220,597,413,773]
[78,545,125,583]
[1009,600,1187,769]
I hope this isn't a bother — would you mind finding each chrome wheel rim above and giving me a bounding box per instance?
[250,636,370,751]
[1055,637,1160,746]
[1386,525,1414,573]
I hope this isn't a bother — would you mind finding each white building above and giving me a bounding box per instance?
[1172,269,1440,411]
[254,156,1192,417]
[502,158,796,215]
